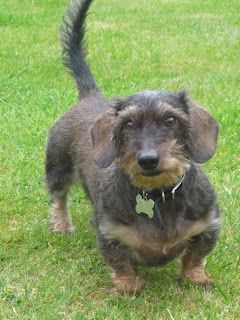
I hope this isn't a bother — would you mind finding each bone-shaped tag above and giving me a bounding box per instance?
[135,194,154,219]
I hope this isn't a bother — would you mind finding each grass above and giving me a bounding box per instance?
[0,0,239,318]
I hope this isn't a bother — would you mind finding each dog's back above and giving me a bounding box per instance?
[46,93,109,204]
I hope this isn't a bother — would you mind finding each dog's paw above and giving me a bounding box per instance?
[180,266,214,290]
[51,221,75,236]
[111,275,146,296]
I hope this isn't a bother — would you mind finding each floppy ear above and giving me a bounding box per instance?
[90,110,116,168]
[188,101,221,163]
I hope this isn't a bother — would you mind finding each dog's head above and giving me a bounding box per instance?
[91,90,220,190]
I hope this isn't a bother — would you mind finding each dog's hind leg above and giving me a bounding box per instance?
[46,151,75,235]
[50,192,75,236]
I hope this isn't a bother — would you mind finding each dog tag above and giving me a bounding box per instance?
[135,194,154,219]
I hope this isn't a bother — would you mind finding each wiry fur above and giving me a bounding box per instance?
[46,0,221,295]
[60,0,100,97]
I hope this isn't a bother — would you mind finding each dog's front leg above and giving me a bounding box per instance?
[98,236,145,295]
[180,229,220,289]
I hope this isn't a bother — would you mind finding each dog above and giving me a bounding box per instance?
[46,0,221,295]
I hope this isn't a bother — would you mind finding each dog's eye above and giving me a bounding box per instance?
[125,121,133,128]
[164,117,176,128]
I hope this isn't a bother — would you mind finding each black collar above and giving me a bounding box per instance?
[139,176,185,230]
[143,175,185,203]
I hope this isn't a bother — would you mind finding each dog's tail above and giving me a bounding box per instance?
[60,0,100,98]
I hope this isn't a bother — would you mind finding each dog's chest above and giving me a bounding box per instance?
[99,216,208,265]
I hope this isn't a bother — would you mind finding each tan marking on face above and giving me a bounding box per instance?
[120,139,190,190]
[118,102,188,123]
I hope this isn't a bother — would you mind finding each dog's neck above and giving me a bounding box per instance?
[138,176,185,230]
[142,175,185,202]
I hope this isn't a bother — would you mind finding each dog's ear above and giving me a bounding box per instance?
[90,110,116,168]
[188,100,221,163]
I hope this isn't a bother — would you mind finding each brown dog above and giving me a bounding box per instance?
[46,0,221,295]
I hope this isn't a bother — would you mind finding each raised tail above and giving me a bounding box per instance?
[60,0,100,98]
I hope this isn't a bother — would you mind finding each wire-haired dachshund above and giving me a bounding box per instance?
[46,0,221,295]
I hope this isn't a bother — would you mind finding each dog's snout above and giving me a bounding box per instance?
[138,151,159,171]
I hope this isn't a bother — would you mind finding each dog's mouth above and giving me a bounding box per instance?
[142,170,162,177]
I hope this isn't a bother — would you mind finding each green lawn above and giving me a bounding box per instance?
[1,0,239,319]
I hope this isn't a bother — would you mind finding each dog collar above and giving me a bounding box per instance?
[135,175,185,230]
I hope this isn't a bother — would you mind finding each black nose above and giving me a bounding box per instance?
[138,151,159,171]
